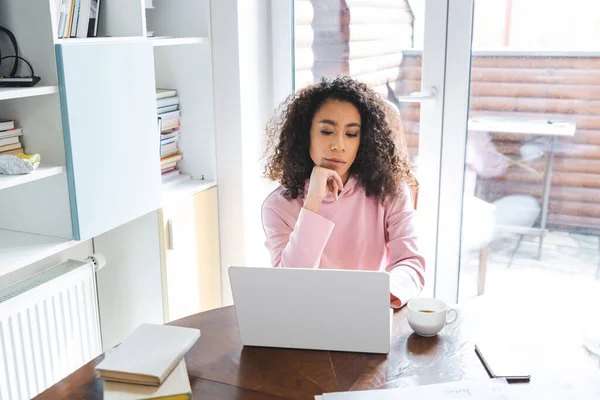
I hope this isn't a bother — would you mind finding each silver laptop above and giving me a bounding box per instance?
[228,266,391,354]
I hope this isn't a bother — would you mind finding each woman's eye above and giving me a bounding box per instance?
[346,133,359,138]
[321,130,334,135]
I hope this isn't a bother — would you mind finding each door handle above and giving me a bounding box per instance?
[166,219,174,250]
[393,87,438,103]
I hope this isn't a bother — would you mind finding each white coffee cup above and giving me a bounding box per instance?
[407,298,458,337]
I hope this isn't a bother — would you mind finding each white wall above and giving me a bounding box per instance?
[211,0,278,305]
[238,0,278,274]
[211,0,245,305]
[94,211,165,350]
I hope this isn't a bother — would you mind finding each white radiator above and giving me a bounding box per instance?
[0,256,105,400]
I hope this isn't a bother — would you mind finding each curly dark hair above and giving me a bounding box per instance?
[264,76,415,202]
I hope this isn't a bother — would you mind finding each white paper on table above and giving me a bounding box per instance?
[316,378,522,400]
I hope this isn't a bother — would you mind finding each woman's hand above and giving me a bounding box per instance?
[303,166,344,214]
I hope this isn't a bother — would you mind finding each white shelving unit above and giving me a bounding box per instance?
[0,165,65,190]
[0,0,218,271]
[3,0,219,365]
[1,0,222,394]
[0,86,58,101]
[0,229,77,277]
[162,177,217,205]
[152,37,208,47]
[0,0,75,274]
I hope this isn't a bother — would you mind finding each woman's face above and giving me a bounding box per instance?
[309,99,361,184]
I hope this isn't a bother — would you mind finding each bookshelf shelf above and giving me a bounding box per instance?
[0,229,77,278]
[152,37,208,47]
[162,177,216,205]
[0,86,58,101]
[55,37,146,44]
[0,165,65,191]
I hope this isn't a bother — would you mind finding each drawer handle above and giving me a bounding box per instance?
[167,219,174,250]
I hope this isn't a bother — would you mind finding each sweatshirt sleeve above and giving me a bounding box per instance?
[262,205,334,268]
[385,184,427,308]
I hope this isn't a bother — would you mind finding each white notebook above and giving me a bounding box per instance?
[103,359,191,400]
[96,324,200,386]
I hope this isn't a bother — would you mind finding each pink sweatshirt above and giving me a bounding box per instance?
[261,175,426,308]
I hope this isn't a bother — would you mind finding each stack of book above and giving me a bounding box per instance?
[0,120,24,156]
[96,323,200,399]
[156,89,183,183]
[56,0,102,39]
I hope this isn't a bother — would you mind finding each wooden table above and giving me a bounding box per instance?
[35,297,600,399]
[468,117,577,260]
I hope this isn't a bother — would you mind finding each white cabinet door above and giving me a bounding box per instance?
[56,39,161,241]
[160,195,201,322]
[160,187,222,322]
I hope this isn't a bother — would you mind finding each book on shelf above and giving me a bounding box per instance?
[158,110,180,121]
[156,89,177,100]
[161,130,180,141]
[157,96,180,109]
[161,169,181,182]
[161,138,179,147]
[0,121,25,154]
[0,128,23,139]
[159,128,180,161]
[161,153,182,166]
[57,0,101,39]
[161,139,178,147]
[158,104,179,114]
[160,120,180,132]
[155,88,183,179]
[161,143,179,158]
[103,358,191,400]
[0,120,15,131]
[158,110,181,133]
[0,142,22,153]
[0,136,20,147]
[0,148,24,156]
[96,323,200,386]
[161,160,178,168]
[158,104,177,115]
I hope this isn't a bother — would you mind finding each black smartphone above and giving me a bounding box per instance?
[474,342,531,382]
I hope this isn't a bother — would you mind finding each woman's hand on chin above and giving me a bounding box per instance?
[303,166,343,214]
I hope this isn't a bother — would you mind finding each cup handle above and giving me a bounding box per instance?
[446,308,458,325]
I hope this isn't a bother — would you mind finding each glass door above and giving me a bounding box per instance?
[435,0,600,353]
[276,0,454,296]
[434,0,600,303]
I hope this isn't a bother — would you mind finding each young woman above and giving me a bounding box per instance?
[262,76,425,308]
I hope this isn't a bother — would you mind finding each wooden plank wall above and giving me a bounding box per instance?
[294,0,414,94]
[294,2,598,232]
[400,53,600,233]
[295,0,315,89]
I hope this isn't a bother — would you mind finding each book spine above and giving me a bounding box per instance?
[65,0,75,38]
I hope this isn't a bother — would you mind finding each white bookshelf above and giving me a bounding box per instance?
[0,0,222,393]
[0,0,218,266]
[55,36,207,46]
[145,0,211,39]
[0,86,59,101]
[0,166,65,191]
[162,177,216,204]
[152,37,208,47]
[0,229,77,277]
[55,36,146,44]
[154,42,216,183]
[0,0,73,265]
